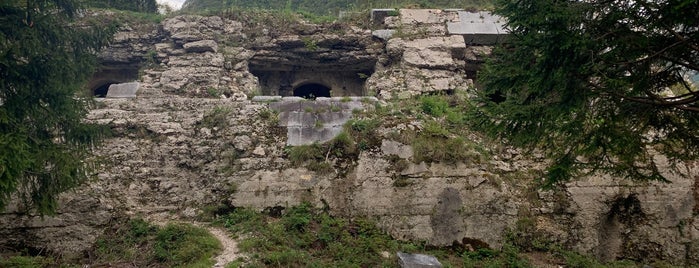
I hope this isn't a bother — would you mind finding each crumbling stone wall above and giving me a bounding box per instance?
[0,11,697,265]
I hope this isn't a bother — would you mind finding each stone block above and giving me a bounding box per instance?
[106,82,139,98]
[400,9,444,24]
[183,39,218,53]
[373,30,396,40]
[397,252,442,268]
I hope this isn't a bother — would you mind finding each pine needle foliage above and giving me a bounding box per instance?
[0,0,114,214]
[476,0,699,186]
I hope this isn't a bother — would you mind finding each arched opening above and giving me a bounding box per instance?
[93,83,114,98]
[293,83,331,99]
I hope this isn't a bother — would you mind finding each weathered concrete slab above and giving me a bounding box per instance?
[397,252,442,268]
[447,12,508,45]
[106,82,139,98]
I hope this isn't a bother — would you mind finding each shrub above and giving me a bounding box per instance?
[420,95,449,117]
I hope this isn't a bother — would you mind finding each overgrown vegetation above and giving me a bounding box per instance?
[379,93,490,164]
[284,93,491,172]
[212,203,668,267]
[0,211,682,267]
[88,218,221,267]
[0,219,221,267]
[215,203,470,267]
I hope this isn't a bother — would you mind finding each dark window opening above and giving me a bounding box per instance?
[93,83,114,98]
[294,83,331,99]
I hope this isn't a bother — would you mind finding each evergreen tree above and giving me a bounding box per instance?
[0,0,113,214]
[85,0,159,13]
[477,0,699,185]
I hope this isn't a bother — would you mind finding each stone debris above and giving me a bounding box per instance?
[397,252,442,268]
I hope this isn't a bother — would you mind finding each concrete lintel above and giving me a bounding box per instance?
[251,96,282,102]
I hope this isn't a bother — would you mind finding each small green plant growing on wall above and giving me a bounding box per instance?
[302,37,319,51]
[200,106,233,129]
[207,87,221,98]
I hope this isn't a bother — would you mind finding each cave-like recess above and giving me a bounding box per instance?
[87,64,139,97]
[248,56,374,98]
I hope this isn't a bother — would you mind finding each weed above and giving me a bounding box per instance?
[341,96,352,102]
[412,134,483,164]
[420,95,450,117]
[302,37,319,51]
[259,109,279,126]
[207,87,220,98]
[200,106,233,129]
[287,144,325,166]
[346,118,381,150]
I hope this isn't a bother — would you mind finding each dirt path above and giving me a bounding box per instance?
[207,227,241,268]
